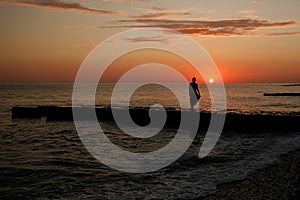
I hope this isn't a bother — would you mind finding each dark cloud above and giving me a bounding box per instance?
[150,7,166,11]
[131,13,170,19]
[101,18,298,36]
[118,18,295,29]
[130,12,190,19]
[261,32,300,36]
[1,0,120,15]
[131,7,190,19]
[123,35,171,43]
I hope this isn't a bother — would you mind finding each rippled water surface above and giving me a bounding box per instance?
[1,83,300,199]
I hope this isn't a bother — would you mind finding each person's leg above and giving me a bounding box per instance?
[190,99,196,110]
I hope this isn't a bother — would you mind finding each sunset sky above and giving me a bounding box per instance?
[0,0,299,83]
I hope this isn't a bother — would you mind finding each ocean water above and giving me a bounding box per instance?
[0,83,300,199]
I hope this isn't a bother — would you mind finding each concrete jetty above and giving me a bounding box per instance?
[11,106,300,132]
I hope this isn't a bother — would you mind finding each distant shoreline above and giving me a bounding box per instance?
[263,92,300,96]
[282,83,300,87]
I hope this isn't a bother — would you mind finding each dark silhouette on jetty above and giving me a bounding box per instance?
[263,93,300,96]
[11,106,300,132]
[189,77,201,109]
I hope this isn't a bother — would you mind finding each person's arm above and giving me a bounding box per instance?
[196,85,200,96]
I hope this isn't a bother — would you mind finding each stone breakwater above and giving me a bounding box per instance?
[12,106,300,132]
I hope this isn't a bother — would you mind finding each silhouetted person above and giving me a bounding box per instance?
[189,77,200,109]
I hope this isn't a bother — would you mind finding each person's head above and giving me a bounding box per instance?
[192,77,196,82]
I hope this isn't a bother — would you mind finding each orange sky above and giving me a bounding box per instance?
[99,49,202,83]
[0,0,299,83]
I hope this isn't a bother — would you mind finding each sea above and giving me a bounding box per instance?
[0,83,300,199]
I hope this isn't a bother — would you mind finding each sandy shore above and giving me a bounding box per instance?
[203,149,300,200]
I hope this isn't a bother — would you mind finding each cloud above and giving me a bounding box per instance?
[149,7,166,11]
[1,0,120,15]
[131,7,191,19]
[260,32,300,36]
[122,35,171,43]
[100,18,299,36]
[131,13,171,18]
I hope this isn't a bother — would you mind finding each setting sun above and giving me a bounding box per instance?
[209,78,214,83]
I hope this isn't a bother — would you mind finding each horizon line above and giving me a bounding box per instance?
[0,81,299,84]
